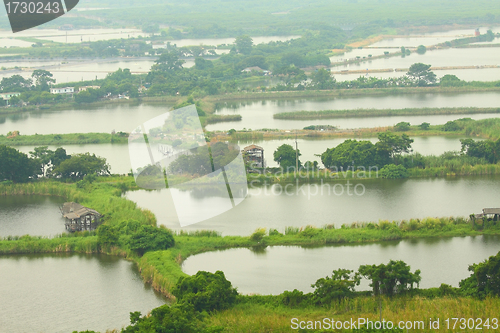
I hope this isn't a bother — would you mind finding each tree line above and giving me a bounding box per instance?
[0,145,109,183]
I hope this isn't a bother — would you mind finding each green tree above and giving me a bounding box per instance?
[97,224,119,248]
[0,145,38,182]
[406,63,436,86]
[440,74,463,87]
[394,121,410,131]
[128,225,175,256]
[51,153,109,179]
[29,146,53,177]
[32,69,55,91]
[273,144,301,171]
[235,35,253,55]
[358,260,421,297]
[419,122,430,130]
[379,164,408,179]
[0,74,33,92]
[416,45,427,54]
[173,270,238,312]
[321,140,377,170]
[153,51,185,72]
[122,303,206,333]
[375,132,414,162]
[310,68,335,89]
[460,251,500,298]
[312,269,361,305]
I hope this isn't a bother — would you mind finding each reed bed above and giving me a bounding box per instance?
[0,132,128,146]
[273,107,500,120]
[207,297,500,332]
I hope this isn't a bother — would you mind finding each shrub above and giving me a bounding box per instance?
[379,164,408,179]
[172,271,238,312]
[128,225,175,256]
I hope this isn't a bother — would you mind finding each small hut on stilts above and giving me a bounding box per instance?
[60,202,102,232]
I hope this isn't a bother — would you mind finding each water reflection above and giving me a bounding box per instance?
[182,236,500,295]
[0,253,166,333]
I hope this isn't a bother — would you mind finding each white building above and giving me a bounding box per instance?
[0,92,21,100]
[0,92,21,105]
[50,87,74,94]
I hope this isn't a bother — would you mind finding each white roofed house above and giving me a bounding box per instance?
[50,87,75,94]
[0,92,21,105]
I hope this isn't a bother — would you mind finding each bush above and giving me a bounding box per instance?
[443,120,461,132]
[394,122,410,131]
[173,271,238,312]
[379,164,408,179]
[250,228,266,242]
[128,225,175,255]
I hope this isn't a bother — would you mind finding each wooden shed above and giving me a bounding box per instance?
[243,144,265,169]
[61,202,101,232]
[472,208,500,221]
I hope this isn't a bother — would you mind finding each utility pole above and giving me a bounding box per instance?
[295,130,298,177]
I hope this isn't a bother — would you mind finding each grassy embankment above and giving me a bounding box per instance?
[206,296,500,332]
[273,107,500,120]
[1,179,500,298]
[0,132,129,146]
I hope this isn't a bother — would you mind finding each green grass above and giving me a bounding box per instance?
[0,132,129,146]
[273,107,500,120]
[1,179,499,300]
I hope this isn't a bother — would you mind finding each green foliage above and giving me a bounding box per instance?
[122,303,208,333]
[460,251,500,298]
[394,121,410,131]
[406,63,436,86]
[460,138,500,163]
[128,225,175,256]
[442,120,461,131]
[273,144,302,170]
[358,260,421,297]
[379,164,408,179]
[0,145,39,182]
[173,270,238,312]
[250,228,266,242]
[419,122,430,130]
[416,45,427,54]
[97,224,119,247]
[440,74,464,87]
[312,269,361,305]
[52,153,110,180]
[235,35,253,55]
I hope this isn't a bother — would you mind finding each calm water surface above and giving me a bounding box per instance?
[12,135,469,174]
[0,195,65,237]
[0,253,166,333]
[182,236,500,295]
[208,92,500,130]
[126,175,500,236]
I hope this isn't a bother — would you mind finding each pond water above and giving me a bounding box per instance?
[367,26,500,47]
[153,35,300,48]
[10,135,470,176]
[0,195,65,237]
[333,67,500,83]
[0,28,144,43]
[182,236,500,295]
[334,47,500,72]
[125,175,500,236]
[0,103,173,135]
[207,91,500,131]
[0,253,166,333]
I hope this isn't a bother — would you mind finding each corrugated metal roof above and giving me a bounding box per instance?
[483,208,500,214]
[243,144,264,151]
[61,202,101,219]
